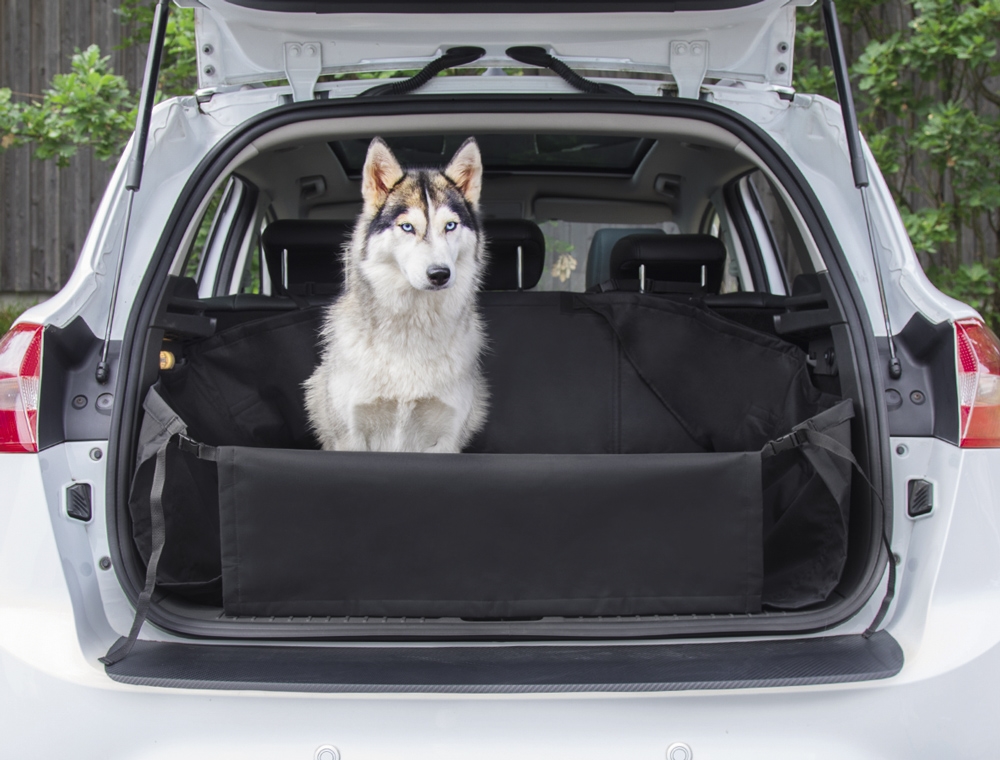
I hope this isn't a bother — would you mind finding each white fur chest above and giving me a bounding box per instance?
[330,297,482,403]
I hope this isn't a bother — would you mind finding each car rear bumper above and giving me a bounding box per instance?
[1,628,999,758]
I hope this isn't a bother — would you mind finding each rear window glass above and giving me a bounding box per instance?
[534,220,679,292]
[330,134,655,176]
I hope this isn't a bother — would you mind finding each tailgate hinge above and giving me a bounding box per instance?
[284,42,323,102]
[669,40,708,99]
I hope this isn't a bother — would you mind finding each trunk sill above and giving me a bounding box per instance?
[105,631,902,693]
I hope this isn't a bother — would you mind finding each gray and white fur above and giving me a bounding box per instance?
[303,137,488,452]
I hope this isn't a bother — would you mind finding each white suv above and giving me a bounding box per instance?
[3,0,1000,756]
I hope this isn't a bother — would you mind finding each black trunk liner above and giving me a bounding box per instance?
[129,292,852,617]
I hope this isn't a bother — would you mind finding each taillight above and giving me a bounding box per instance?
[956,318,1000,448]
[0,323,43,453]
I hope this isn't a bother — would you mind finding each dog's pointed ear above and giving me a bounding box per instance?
[362,137,404,210]
[444,137,482,206]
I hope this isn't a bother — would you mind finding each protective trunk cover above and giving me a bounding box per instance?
[133,291,850,613]
[218,447,763,617]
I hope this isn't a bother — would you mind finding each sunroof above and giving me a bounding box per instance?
[329,134,655,177]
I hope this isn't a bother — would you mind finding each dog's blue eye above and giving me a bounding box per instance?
[400,222,414,233]
[444,221,457,232]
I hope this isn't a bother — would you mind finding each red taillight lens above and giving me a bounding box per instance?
[956,319,1000,448]
[0,323,43,453]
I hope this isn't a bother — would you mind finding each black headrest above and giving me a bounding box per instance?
[261,220,353,297]
[481,219,545,291]
[586,227,668,290]
[610,234,726,294]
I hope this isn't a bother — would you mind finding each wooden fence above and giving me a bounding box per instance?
[0,0,143,297]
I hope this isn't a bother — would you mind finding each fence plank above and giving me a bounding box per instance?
[60,0,82,283]
[28,0,46,290]
[3,0,33,292]
[42,0,62,290]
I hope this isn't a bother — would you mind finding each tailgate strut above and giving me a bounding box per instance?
[822,0,902,381]
[823,0,898,639]
[96,0,170,384]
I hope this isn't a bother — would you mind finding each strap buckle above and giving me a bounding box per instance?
[176,433,219,461]
[176,433,207,459]
[763,428,806,458]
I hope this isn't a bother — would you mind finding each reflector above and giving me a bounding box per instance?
[955,319,1000,448]
[0,323,43,453]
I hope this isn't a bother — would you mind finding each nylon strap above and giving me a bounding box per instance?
[100,415,184,665]
[863,532,897,639]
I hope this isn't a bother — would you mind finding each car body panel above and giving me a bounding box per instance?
[187,0,812,93]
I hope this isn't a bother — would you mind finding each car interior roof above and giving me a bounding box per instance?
[235,127,757,232]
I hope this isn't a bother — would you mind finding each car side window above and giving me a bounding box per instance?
[744,171,815,293]
[179,182,228,283]
[235,215,271,295]
[176,176,260,298]
[702,202,752,294]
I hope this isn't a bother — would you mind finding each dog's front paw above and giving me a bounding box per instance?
[353,398,399,451]
[403,397,456,452]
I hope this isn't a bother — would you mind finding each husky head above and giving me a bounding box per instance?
[353,137,485,299]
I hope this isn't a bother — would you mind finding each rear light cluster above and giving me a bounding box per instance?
[955,318,1000,448]
[0,323,43,453]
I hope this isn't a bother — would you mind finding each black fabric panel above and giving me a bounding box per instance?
[219,447,762,618]
[128,441,222,602]
[105,632,905,693]
[155,293,834,457]
[619,358,703,452]
[762,410,853,608]
[471,292,617,453]
[158,307,325,449]
[583,293,838,452]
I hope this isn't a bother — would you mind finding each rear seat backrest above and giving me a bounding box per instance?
[608,234,726,294]
[481,219,545,290]
[261,220,353,298]
[471,291,701,454]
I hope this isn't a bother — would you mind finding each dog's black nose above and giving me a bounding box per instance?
[427,266,451,287]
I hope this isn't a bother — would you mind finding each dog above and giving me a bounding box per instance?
[303,137,488,453]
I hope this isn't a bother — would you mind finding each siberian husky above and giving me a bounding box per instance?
[303,137,488,452]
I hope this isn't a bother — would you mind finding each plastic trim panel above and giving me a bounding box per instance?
[105,631,903,693]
